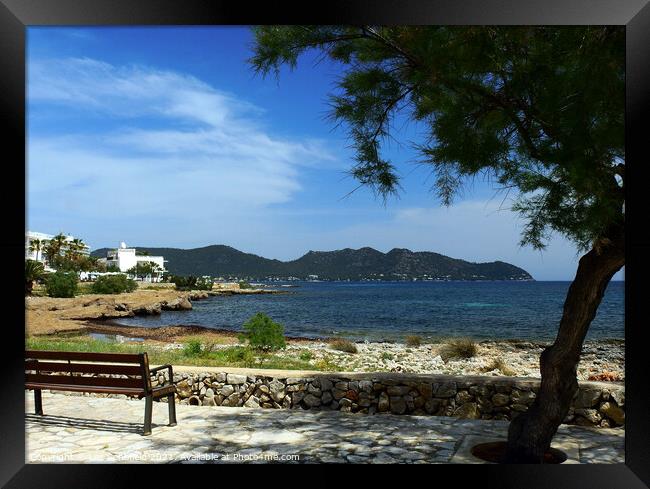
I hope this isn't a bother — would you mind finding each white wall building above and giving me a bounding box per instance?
[98,242,167,282]
[25,231,90,269]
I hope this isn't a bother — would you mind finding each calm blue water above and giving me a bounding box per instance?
[115,281,624,342]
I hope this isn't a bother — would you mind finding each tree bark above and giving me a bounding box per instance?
[504,228,624,463]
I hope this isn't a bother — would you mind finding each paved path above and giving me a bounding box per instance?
[26,392,624,464]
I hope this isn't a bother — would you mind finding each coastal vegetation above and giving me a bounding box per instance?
[90,274,138,294]
[250,25,625,462]
[440,338,479,361]
[169,275,213,291]
[238,312,287,351]
[44,270,79,298]
[25,259,45,296]
[330,338,358,354]
[405,335,422,347]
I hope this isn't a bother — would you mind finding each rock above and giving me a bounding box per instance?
[332,388,347,400]
[286,378,301,385]
[227,374,247,385]
[491,393,510,407]
[244,396,260,408]
[454,402,480,419]
[307,384,322,396]
[455,390,473,404]
[215,373,227,383]
[133,304,161,315]
[220,385,235,397]
[609,388,625,407]
[574,388,601,408]
[389,397,407,414]
[303,394,322,407]
[335,382,349,391]
[599,402,625,425]
[345,390,359,402]
[378,392,390,412]
[433,382,457,398]
[292,391,305,405]
[257,385,270,394]
[320,378,333,391]
[387,385,410,396]
[269,379,286,402]
[575,408,602,424]
[511,403,528,412]
[202,396,216,406]
[511,389,536,404]
[161,297,192,311]
[417,383,433,398]
[321,391,333,404]
[176,380,192,398]
[224,392,240,407]
[359,380,373,393]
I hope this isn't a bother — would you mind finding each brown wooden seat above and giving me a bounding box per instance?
[25,350,177,435]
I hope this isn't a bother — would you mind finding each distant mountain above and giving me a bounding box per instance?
[91,245,533,281]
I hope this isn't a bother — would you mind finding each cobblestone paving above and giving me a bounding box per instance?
[26,392,624,464]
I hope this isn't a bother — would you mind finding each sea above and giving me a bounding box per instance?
[113,281,625,342]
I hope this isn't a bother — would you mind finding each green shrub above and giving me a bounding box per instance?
[238,313,286,351]
[405,335,422,347]
[238,281,253,290]
[91,274,137,294]
[45,271,78,298]
[380,352,393,361]
[329,338,358,354]
[170,275,213,291]
[439,337,478,361]
[299,350,313,361]
[183,339,203,357]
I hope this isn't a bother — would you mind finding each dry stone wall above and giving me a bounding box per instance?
[150,370,624,428]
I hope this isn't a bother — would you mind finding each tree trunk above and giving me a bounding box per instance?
[504,229,624,463]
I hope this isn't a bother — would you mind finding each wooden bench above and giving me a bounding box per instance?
[25,350,177,435]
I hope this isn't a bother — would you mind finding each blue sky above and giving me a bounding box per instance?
[26,27,623,281]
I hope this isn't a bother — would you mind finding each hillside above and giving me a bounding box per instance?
[91,245,533,281]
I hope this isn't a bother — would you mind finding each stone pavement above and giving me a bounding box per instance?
[26,392,624,464]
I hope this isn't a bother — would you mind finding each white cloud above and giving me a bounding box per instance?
[27,57,335,223]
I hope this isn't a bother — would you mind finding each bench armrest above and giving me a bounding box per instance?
[149,364,174,383]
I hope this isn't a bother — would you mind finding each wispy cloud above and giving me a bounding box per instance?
[28,57,335,224]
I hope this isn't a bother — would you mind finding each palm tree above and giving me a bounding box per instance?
[44,233,68,266]
[28,238,43,262]
[25,259,45,295]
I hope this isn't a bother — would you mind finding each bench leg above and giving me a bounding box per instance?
[167,394,177,426]
[34,389,43,415]
[143,395,153,436]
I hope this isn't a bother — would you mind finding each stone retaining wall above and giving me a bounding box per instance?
[150,369,624,428]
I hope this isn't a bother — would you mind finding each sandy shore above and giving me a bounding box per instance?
[26,289,624,382]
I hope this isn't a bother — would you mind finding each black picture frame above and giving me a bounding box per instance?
[2,0,649,486]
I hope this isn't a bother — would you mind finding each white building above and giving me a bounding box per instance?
[98,242,167,282]
[25,231,90,269]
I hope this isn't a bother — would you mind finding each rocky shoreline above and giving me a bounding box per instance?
[26,287,624,382]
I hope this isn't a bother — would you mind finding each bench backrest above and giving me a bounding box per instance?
[25,350,152,392]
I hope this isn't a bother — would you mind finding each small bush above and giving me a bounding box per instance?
[405,335,422,347]
[380,352,394,361]
[238,313,286,351]
[480,357,516,376]
[299,350,313,361]
[440,337,478,361]
[170,275,213,291]
[45,271,78,298]
[238,281,253,290]
[183,339,203,357]
[329,338,358,354]
[91,274,137,294]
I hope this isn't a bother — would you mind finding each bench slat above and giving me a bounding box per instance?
[25,350,144,363]
[25,383,145,396]
[26,373,145,389]
[25,360,144,376]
